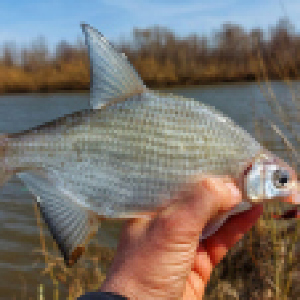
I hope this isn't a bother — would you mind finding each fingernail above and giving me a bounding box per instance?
[225,181,241,199]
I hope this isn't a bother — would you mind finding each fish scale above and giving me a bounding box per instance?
[7,92,270,211]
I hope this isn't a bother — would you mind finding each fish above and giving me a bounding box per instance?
[0,23,299,266]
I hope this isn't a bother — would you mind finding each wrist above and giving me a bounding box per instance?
[101,272,144,299]
[101,271,168,300]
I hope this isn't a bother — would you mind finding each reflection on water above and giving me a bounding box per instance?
[0,81,298,298]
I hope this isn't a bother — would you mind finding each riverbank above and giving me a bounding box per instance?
[0,58,256,94]
[0,63,90,94]
[2,20,300,94]
[0,63,297,94]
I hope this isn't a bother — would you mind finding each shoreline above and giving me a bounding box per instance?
[1,77,297,95]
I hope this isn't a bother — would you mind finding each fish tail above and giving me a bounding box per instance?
[0,134,13,186]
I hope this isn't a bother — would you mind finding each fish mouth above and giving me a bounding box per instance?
[272,208,300,220]
[273,181,300,220]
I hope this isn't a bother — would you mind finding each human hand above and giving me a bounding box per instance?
[101,177,263,300]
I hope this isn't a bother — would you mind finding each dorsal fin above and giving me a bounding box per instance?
[81,23,146,109]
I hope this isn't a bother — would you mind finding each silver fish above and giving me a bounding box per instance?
[0,24,299,266]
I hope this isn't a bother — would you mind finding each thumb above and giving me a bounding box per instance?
[150,176,242,246]
[103,176,243,299]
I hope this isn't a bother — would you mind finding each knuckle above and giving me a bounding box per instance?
[199,177,224,197]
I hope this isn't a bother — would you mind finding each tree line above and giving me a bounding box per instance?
[0,18,299,93]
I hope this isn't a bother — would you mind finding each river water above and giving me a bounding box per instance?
[0,81,299,299]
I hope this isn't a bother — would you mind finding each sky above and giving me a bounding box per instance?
[1,0,300,48]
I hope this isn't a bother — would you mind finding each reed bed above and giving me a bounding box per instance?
[204,48,300,299]
[26,76,300,300]
[23,203,116,300]
[1,18,300,93]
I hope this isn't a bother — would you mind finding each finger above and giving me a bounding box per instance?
[192,205,263,284]
[147,176,243,246]
[202,204,263,266]
[191,245,213,285]
[118,215,154,249]
[119,176,243,249]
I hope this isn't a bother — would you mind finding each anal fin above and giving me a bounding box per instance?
[17,172,99,266]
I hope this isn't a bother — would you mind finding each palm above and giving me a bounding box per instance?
[101,178,263,300]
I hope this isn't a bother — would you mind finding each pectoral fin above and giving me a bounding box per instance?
[17,172,99,266]
[200,201,252,241]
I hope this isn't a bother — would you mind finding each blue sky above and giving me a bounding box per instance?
[0,0,300,47]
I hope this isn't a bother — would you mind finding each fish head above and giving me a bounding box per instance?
[241,152,299,204]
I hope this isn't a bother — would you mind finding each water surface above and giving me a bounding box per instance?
[0,81,298,299]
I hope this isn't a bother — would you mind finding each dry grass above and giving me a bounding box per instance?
[0,62,90,94]
[26,202,116,300]
[1,19,300,93]
[22,74,300,299]
[30,98,300,300]
[7,22,300,298]
[204,47,300,299]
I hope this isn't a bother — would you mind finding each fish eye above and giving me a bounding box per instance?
[272,169,290,188]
